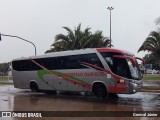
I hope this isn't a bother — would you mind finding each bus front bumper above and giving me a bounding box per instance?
[129,80,143,94]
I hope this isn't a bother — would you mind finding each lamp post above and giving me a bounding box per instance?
[107,6,114,48]
[0,33,37,56]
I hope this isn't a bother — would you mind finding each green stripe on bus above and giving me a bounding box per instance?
[37,70,90,88]
[37,70,56,89]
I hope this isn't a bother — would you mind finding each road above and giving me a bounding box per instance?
[0,85,159,120]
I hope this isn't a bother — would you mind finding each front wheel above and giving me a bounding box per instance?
[93,83,107,99]
[30,82,39,92]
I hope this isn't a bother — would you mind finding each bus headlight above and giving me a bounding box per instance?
[133,83,138,88]
[133,89,136,93]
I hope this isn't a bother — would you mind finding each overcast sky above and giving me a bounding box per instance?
[0,0,159,62]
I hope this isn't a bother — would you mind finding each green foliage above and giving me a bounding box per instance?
[45,24,111,53]
[0,63,9,75]
[138,31,160,67]
[0,76,12,80]
[142,86,160,90]
[0,82,13,85]
[144,53,160,70]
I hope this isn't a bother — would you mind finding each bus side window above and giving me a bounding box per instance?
[87,54,104,68]
[64,55,84,69]
[105,57,113,66]
[56,57,65,70]
[104,57,114,72]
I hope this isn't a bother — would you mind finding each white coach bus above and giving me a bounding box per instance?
[12,48,143,98]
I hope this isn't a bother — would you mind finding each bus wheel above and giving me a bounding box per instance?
[93,83,107,99]
[45,90,57,95]
[108,93,118,98]
[30,82,39,92]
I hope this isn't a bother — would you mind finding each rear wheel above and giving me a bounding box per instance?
[45,90,57,95]
[30,82,39,92]
[93,83,107,99]
[108,93,118,98]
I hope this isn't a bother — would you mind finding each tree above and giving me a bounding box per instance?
[144,53,160,70]
[45,24,111,53]
[138,31,160,67]
[156,17,160,25]
[0,63,9,76]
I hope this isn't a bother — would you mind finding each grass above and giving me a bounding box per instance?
[142,74,160,90]
[142,86,160,90]
[0,82,13,85]
[143,74,160,81]
[0,76,13,85]
[0,76,12,80]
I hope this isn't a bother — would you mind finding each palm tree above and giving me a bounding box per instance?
[138,31,160,66]
[144,53,160,70]
[81,31,111,48]
[156,17,160,25]
[45,24,111,53]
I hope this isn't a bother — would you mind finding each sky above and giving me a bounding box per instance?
[0,0,160,63]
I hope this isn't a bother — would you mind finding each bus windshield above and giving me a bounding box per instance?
[100,52,141,80]
[127,60,141,80]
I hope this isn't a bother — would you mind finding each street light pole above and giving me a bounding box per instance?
[107,6,114,48]
[0,33,37,56]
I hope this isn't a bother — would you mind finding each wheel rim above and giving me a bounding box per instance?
[30,83,39,92]
[95,84,107,98]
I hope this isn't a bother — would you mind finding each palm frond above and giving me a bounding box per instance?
[138,30,160,68]
[46,24,111,53]
[155,17,160,25]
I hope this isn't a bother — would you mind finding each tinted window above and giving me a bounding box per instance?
[100,52,132,79]
[12,53,103,71]
[12,60,41,71]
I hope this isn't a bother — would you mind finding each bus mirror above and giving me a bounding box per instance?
[135,57,145,65]
[113,55,136,67]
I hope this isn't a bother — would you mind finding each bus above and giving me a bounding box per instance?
[12,48,143,98]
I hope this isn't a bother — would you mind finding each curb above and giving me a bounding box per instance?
[141,89,160,93]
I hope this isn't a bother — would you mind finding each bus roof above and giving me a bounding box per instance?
[97,48,134,56]
[12,48,134,61]
[12,48,97,61]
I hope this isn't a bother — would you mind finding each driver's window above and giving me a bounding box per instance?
[115,58,131,78]
[105,57,113,65]
[105,57,114,71]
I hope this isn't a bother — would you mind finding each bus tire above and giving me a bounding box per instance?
[108,93,118,98]
[30,82,39,92]
[45,90,57,95]
[93,83,107,99]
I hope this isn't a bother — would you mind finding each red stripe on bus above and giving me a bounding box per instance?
[79,61,121,82]
[96,48,134,56]
[79,61,127,93]
[30,59,92,89]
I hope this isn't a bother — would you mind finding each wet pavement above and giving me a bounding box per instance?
[1,79,160,87]
[0,85,159,120]
[143,81,160,86]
